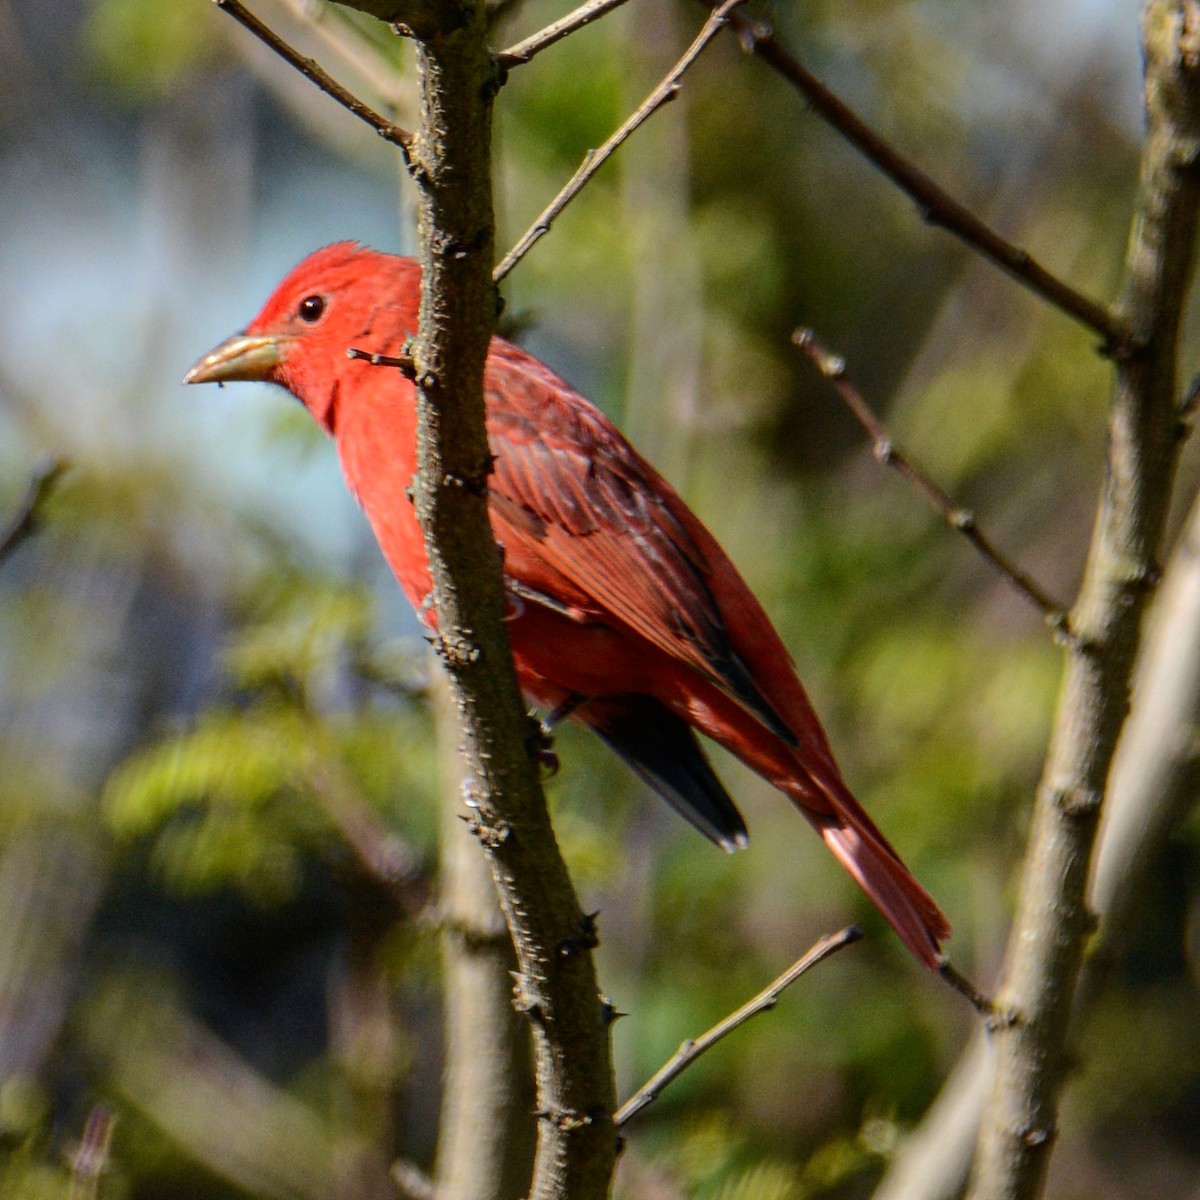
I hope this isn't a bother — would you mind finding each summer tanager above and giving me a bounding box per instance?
[185,242,950,968]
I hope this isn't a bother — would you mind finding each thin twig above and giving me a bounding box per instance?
[270,0,416,113]
[793,328,1071,637]
[493,0,744,284]
[613,926,862,1128]
[347,345,418,380]
[214,0,413,156]
[938,961,993,1017]
[718,6,1129,353]
[0,456,68,568]
[495,0,634,69]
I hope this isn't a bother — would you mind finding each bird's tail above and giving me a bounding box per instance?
[799,768,951,970]
[636,669,952,968]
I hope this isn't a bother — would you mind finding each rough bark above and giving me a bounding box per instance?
[966,6,1200,1199]
[434,677,535,1200]
[396,3,618,1198]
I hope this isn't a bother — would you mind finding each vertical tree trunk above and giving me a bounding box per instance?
[435,677,535,1200]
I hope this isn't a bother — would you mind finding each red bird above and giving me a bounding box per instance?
[185,243,950,968]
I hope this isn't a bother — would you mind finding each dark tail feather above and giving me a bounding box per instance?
[582,697,749,852]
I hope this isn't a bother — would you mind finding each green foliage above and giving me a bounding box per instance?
[82,0,217,103]
[104,575,436,903]
[1,0,1195,1195]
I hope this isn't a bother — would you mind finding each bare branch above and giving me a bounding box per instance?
[268,0,415,111]
[0,456,68,568]
[793,329,1071,635]
[214,0,413,155]
[347,345,417,379]
[495,0,634,69]
[938,961,993,1016]
[1084,484,1200,990]
[873,488,1200,1200]
[403,4,617,1197]
[718,6,1129,352]
[493,0,744,284]
[967,6,1200,1198]
[432,676,534,1200]
[613,926,862,1128]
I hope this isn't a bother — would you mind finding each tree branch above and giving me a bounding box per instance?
[0,457,68,568]
[793,329,1071,636]
[432,677,534,1200]
[396,3,617,1197]
[614,927,861,1128]
[495,0,634,69]
[215,0,413,154]
[715,5,1130,351]
[493,0,743,284]
[269,0,416,113]
[1082,483,1200,998]
[967,6,1200,1199]
[872,495,1200,1200]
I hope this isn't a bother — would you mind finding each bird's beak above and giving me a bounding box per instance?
[183,332,287,385]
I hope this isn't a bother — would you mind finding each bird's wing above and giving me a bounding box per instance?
[484,343,797,745]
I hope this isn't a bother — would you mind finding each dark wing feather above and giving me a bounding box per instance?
[484,343,797,746]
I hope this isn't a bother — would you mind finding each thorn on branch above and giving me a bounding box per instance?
[441,452,496,497]
[558,910,600,957]
[437,632,484,668]
[600,996,627,1025]
[537,1106,611,1132]
[526,714,561,775]
[1050,784,1103,821]
[510,971,541,1018]
[985,1001,1021,1034]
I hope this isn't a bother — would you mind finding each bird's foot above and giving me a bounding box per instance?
[525,713,560,776]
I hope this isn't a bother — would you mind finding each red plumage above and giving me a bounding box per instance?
[186,242,951,968]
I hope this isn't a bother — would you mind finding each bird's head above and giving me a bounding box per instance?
[183,242,421,432]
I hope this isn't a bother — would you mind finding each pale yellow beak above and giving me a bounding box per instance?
[183,332,287,385]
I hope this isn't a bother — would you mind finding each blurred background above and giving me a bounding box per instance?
[0,0,1197,1197]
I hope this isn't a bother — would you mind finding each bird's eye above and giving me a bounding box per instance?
[298,294,326,323]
